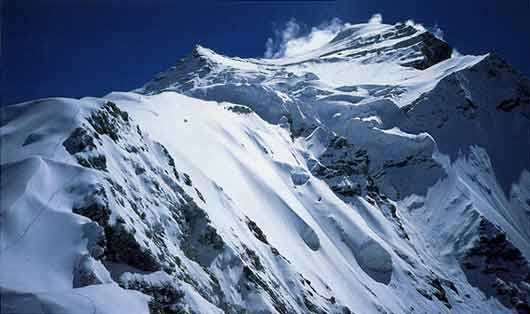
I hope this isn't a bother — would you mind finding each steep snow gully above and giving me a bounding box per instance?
[2,21,530,314]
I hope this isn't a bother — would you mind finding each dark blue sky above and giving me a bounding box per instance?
[3,0,530,105]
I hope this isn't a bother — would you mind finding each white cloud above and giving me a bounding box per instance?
[368,13,383,24]
[264,18,347,59]
[264,38,275,59]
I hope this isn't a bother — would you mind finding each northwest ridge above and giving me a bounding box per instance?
[1,21,530,314]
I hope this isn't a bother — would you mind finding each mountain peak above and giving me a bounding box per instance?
[320,21,452,69]
[191,44,217,58]
[5,16,530,314]
[139,21,453,96]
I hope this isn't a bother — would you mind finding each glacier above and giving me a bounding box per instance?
[1,21,530,314]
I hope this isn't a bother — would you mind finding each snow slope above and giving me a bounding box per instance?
[2,21,530,314]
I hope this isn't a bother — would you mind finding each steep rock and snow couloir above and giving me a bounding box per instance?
[1,21,530,314]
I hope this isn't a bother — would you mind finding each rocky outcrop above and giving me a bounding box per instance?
[461,218,530,313]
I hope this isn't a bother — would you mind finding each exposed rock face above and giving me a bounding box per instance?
[461,218,530,313]
[119,272,185,314]
[311,136,370,199]
[401,31,453,70]
[63,127,107,171]
[73,254,112,288]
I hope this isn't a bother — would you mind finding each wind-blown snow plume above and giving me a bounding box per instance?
[264,18,347,58]
[368,13,383,24]
[430,23,445,40]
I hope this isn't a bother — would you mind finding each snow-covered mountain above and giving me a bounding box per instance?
[2,21,530,314]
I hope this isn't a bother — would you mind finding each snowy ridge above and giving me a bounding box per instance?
[2,21,530,314]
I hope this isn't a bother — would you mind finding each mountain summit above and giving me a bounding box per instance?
[2,21,530,314]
